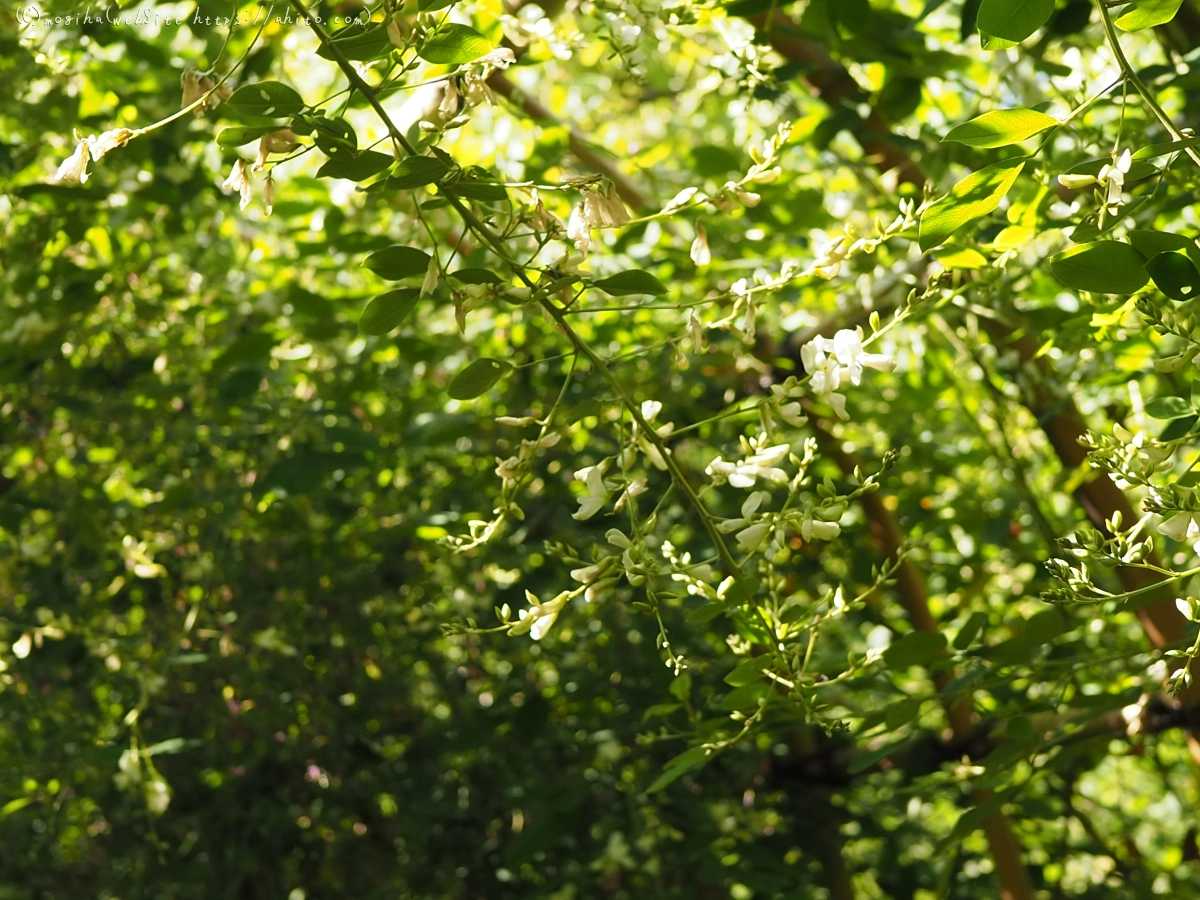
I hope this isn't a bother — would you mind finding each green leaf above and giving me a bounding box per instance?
[449,268,503,286]
[1115,0,1184,30]
[724,656,769,686]
[1160,414,1199,441]
[216,126,275,147]
[687,602,725,624]
[1146,251,1200,301]
[883,631,947,670]
[1145,396,1195,419]
[387,156,450,190]
[646,745,709,793]
[311,116,358,159]
[592,270,670,297]
[918,159,1024,251]
[359,289,421,336]
[943,108,1058,148]
[316,23,393,61]
[448,358,514,400]
[977,0,1054,45]
[317,151,395,182]
[418,24,493,65]
[1131,135,1200,159]
[1128,229,1196,258]
[224,82,305,119]
[953,611,988,650]
[419,0,458,10]
[364,246,433,280]
[1049,241,1149,294]
[829,0,871,37]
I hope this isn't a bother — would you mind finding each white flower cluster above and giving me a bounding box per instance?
[706,433,790,489]
[50,127,136,184]
[799,327,896,420]
[567,181,632,255]
[803,200,917,280]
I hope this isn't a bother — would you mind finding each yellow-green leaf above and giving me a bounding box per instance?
[919,159,1024,251]
[942,108,1058,148]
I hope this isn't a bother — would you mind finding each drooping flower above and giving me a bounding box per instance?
[690,222,711,266]
[89,128,136,161]
[51,137,92,184]
[221,159,252,210]
[263,173,276,217]
[254,128,300,172]
[1159,510,1200,545]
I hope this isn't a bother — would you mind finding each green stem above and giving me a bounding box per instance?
[292,0,742,579]
[1096,1,1200,168]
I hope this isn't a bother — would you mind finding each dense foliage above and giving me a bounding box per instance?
[8,0,1200,896]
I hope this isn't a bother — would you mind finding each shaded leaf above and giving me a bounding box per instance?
[977,0,1054,45]
[883,631,947,670]
[592,270,669,297]
[225,82,305,119]
[359,289,421,335]
[317,151,394,182]
[1145,396,1195,419]
[317,23,393,61]
[364,246,433,280]
[448,358,513,400]
[1146,251,1200,301]
[1050,241,1148,294]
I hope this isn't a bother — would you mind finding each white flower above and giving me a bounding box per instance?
[614,476,647,513]
[1159,510,1200,544]
[263,173,276,217]
[51,138,91,184]
[567,202,591,254]
[387,16,405,48]
[1096,149,1131,213]
[641,400,662,423]
[572,466,612,520]
[831,327,896,385]
[735,522,771,552]
[421,257,439,297]
[801,506,844,542]
[690,222,711,266]
[689,310,708,353]
[582,183,631,229]
[1057,173,1097,190]
[221,159,252,210]
[706,439,790,488]
[89,128,135,161]
[808,234,849,279]
[510,590,569,640]
[477,48,516,69]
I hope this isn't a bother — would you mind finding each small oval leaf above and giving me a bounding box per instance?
[1145,396,1195,420]
[1050,241,1149,294]
[224,81,305,119]
[317,151,395,182]
[883,631,947,671]
[942,108,1058,148]
[592,270,669,297]
[977,0,1054,45]
[448,358,514,400]
[359,289,421,335]
[364,245,433,280]
[418,24,494,65]
[1146,251,1200,301]
[387,156,450,190]
[1115,0,1184,30]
